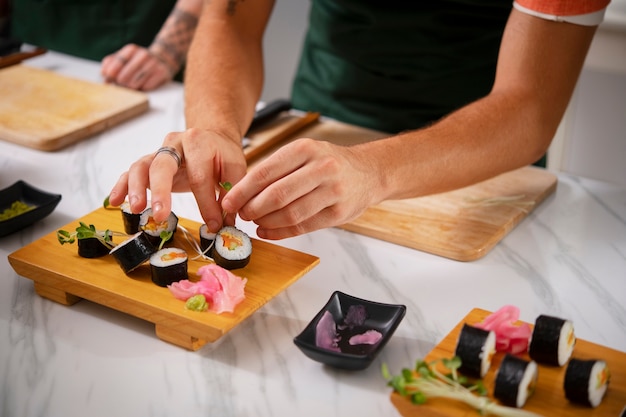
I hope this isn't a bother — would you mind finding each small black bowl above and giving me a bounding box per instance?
[293,291,406,370]
[0,180,62,237]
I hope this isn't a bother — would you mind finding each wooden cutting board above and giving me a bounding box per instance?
[247,115,558,262]
[7,207,319,350]
[390,308,626,417]
[0,65,149,151]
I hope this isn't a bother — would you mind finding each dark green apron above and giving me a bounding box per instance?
[291,0,512,134]
[10,0,176,61]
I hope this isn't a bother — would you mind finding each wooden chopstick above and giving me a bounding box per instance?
[244,111,320,163]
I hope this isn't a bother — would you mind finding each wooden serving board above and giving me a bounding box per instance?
[7,207,319,350]
[391,308,626,417]
[0,65,149,151]
[247,114,557,261]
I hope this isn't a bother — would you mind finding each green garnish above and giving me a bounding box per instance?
[0,200,35,221]
[383,357,540,417]
[57,222,124,247]
[158,230,173,250]
[185,294,209,312]
[219,181,232,191]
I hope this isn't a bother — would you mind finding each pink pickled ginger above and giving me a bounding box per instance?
[168,264,247,314]
[475,305,531,354]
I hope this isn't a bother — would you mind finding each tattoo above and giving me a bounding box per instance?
[151,7,199,71]
[227,0,245,16]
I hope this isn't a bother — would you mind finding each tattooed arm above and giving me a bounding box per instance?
[101,0,203,91]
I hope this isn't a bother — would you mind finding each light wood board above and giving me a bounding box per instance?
[390,308,626,417]
[0,65,149,151]
[8,207,319,350]
[247,114,557,261]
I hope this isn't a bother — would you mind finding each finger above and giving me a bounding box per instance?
[108,171,130,206]
[149,144,183,222]
[222,141,309,215]
[138,70,168,91]
[125,155,154,213]
[256,205,336,240]
[101,44,138,82]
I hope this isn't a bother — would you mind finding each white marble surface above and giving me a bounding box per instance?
[1,51,625,417]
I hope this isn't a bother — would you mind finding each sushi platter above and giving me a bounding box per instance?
[390,308,626,417]
[247,114,558,262]
[0,65,149,151]
[7,207,319,350]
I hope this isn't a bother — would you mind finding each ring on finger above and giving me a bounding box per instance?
[155,146,183,168]
[116,55,129,64]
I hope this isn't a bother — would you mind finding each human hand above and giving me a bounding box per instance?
[221,138,381,240]
[108,128,248,233]
[101,43,176,91]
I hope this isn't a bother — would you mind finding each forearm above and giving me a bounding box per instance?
[148,0,203,77]
[363,10,597,203]
[184,1,272,143]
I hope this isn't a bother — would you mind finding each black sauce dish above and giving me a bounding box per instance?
[293,291,406,370]
[0,180,62,237]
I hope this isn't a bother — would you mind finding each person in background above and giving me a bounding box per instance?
[8,0,202,90]
[109,0,609,240]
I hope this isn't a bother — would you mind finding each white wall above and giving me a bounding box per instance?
[548,1,626,186]
[260,0,309,102]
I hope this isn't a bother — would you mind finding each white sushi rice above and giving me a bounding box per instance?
[150,247,187,267]
[109,231,143,254]
[479,330,496,377]
[557,320,576,366]
[515,360,538,407]
[588,360,609,407]
[214,226,252,261]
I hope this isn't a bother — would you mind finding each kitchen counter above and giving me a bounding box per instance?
[1,51,625,417]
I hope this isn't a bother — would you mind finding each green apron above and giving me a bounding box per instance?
[10,0,176,61]
[291,0,512,134]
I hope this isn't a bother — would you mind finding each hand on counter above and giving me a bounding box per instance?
[108,128,247,232]
[101,43,175,91]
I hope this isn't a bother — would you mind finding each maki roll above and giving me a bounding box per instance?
[493,354,538,408]
[77,236,112,258]
[199,224,216,255]
[564,358,610,408]
[454,323,496,378]
[150,247,188,287]
[110,232,157,274]
[139,207,178,247]
[212,226,252,270]
[528,314,575,366]
[120,201,142,234]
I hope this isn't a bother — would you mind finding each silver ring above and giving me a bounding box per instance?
[155,146,182,168]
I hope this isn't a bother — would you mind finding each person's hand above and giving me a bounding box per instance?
[221,138,382,240]
[108,128,248,233]
[101,43,176,91]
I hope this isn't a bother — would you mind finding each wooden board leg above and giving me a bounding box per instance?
[155,324,207,351]
[34,282,82,305]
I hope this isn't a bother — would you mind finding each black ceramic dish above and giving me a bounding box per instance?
[293,291,406,370]
[0,180,62,237]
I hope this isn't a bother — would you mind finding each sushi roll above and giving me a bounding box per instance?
[454,323,496,378]
[139,207,178,247]
[120,201,142,234]
[77,236,112,258]
[212,226,252,270]
[110,231,157,274]
[528,314,575,366]
[149,247,188,287]
[493,354,538,408]
[564,358,610,408]
[199,224,216,255]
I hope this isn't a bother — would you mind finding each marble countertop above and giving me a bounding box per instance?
[1,51,625,417]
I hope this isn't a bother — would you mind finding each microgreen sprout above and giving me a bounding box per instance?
[158,230,173,250]
[219,181,232,191]
[383,357,541,417]
[57,222,125,248]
